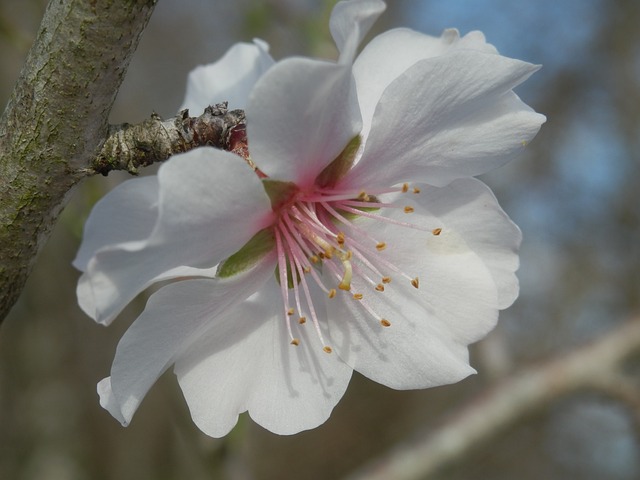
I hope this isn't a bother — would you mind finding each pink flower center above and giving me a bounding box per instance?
[272,182,433,352]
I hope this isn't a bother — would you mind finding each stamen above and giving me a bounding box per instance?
[328,288,337,298]
[375,284,385,292]
[411,277,420,289]
[376,242,386,251]
[353,293,363,300]
[432,227,442,236]
[287,308,294,316]
[291,338,300,346]
[382,276,391,284]
[404,206,414,214]
[413,187,421,194]
[323,346,333,354]
[380,319,391,327]
[402,183,409,193]
[299,317,306,324]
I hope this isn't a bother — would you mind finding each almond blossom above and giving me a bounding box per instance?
[75,0,545,436]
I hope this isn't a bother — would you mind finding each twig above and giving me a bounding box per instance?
[346,318,640,480]
[89,103,247,176]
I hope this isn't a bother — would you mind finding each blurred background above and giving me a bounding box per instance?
[1,0,639,479]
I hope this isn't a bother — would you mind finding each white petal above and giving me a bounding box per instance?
[79,147,273,325]
[247,57,362,186]
[354,28,498,141]
[350,50,546,187]
[97,377,126,426]
[175,280,352,437]
[180,39,274,113]
[106,255,276,426]
[411,178,522,309]
[73,176,159,272]
[326,179,517,389]
[330,0,386,64]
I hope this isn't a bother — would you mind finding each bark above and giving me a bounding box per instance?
[90,104,247,176]
[0,0,157,322]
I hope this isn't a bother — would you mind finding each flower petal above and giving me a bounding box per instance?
[349,50,546,188]
[329,0,386,64]
[326,179,516,389]
[246,57,362,186]
[180,39,274,113]
[73,176,159,272]
[80,147,273,325]
[175,280,352,437]
[353,28,497,140]
[104,254,276,426]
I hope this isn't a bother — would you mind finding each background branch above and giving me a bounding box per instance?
[346,318,640,480]
[0,0,157,322]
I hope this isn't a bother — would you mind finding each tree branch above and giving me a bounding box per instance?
[346,318,640,480]
[0,0,157,322]
[89,104,247,176]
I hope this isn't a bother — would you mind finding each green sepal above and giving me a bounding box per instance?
[315,135,362,188]
[262,179,298,209]
[217,228,275,278]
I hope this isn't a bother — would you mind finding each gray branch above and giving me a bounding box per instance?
[346,318,640,480]
[0,0,157,322]
[89,104,247,176]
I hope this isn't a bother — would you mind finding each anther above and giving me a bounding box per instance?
[411,277,420,289]
[358,191,370,201]
[291,338,300,346]
[432,228,442,236]
[380,319,391,327]
[287,308,295,316]
[353,293,363,300]
[413,187,421,194]
[323,346,333,354]
[375,284,385,292]
[336,232,345,246]
[328,288,337,298]
[303,266,311,273]
[402,183,409,193]
[404,206,414,214]
[298,317,306,324]
[382,276,391,284]
[310,255,320,263]
[376,242,386,251]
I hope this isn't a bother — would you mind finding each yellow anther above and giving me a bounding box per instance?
[432,227,442,236]
[310,255,320,263]
[353,293,363,300]
[380,319,391,327]
[404,206,414,214]
[336,232,345,245]
[303,266,311,273]
[358,191,370,201]
[376,242,386,251]
[298,317,306,324]
[411,277,420,289]
[413,187,421,194]
[291,338,300,346]
[375,284,385,292]
[287,308,294,316]
[323,346,333,354]
[324,248,334,259]
[382,276,391,284]
[328,288,337,298]
[402,183,409,193]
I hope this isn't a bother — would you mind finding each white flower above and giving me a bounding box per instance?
[75,0,545,436]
